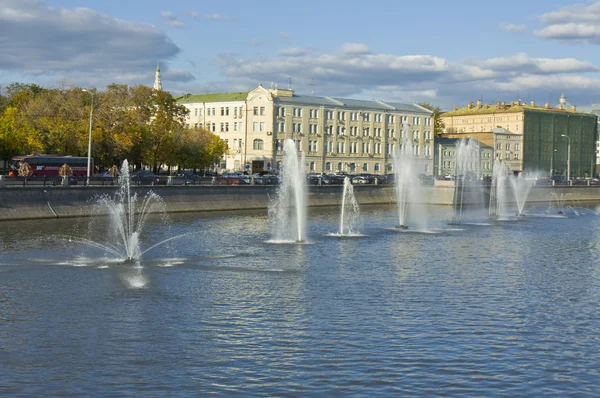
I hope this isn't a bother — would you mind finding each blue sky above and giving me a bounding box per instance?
[3,0,600,108]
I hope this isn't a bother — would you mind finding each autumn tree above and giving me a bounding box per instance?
[419,103,445,137]
[174,127,228,172]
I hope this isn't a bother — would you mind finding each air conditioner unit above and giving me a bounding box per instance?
[266,131,272,135]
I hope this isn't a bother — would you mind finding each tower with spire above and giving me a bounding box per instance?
[154,62,162,91]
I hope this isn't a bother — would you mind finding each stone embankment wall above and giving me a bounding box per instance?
[0,184,599,221]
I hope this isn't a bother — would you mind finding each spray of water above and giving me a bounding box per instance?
[268,139,308,242]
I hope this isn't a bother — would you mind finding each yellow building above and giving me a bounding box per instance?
[441,97,597,177]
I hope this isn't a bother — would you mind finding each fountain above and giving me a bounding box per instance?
[450,138,483,225]
[489,159,511,220]
[489,160,536,219]
[268,139,308,243]
[509,173,536,216]
[69,159,171,265]
[393,123,428,230]
[333,177,363,236]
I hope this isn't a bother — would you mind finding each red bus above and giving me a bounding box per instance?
[8,155,93,177]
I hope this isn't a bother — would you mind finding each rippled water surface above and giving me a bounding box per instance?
[2,204,600,396]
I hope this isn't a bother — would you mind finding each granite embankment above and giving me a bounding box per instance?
[0,184,599,221]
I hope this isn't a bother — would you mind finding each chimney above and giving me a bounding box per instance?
[545,103,550,109]
[453,105,457,111]
[572,105,577,112]
[477,99,482,108]
[531,101,536,107]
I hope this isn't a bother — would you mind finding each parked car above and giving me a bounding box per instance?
[352,174,376,184]
[131,170,162,185]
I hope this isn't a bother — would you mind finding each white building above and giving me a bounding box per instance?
[177,85,434,175]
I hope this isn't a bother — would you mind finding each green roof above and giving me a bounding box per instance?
[442,103,584,117]
[176,92,249,104]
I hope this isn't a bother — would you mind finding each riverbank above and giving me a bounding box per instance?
[0,184,599,221]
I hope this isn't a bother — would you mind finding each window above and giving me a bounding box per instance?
[211,123,216,132]
[506,143,511,150]
[375,163,380,172]
[337,162,343,171]
[337,126,345,135]
[225,122,229,132]
[374,114,382,122]
[327,141,333,153]
[363,128,370,137]
[309,140,318,152]
[233,122,238,131]
[293,123,302,133]
[325,125,333,135]
[220,122,225,132]
[253,107,259,116]
[375,143,381,154]
[293,108,302,117]
[194,108,198,116]
[496,143,501,150]
[363,163,368,171]
[253,139,264,150]
[260,107,265,116]
[515,144,520,150]
[362,113,370,122]
[310,162,315,171]
[199,109,203,117]
[337,142,345,153]
[310,109,319,118]
[278,122,285,132]
[260,122,265,131]
[514,153,519,160]
[387,129,394,137]
[325,162,331,171]
[279,107,286,117]
[387,163,393,172]
[338,111,346,120]
[253,122,259,132]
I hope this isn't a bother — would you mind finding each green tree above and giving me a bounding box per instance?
[419,103,445,137]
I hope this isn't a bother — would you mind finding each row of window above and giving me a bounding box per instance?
[277,106,430,125]
[273,140,432,156]
[495,143,521,151]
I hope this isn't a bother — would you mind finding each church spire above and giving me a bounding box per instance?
[154,61,162,91]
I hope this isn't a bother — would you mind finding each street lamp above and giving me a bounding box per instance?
[561,134,570,182]
[549,148,557,177]
[82,89,94,186]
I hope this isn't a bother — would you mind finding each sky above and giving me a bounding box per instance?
[3,0,600,109]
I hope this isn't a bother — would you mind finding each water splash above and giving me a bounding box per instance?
[509,173,536,216]
[489,159,510,220]
[92,160,168,263]
[450,138,483,225]
[268,139,308,243]
[336,177,363,236]
[393,123,427,230]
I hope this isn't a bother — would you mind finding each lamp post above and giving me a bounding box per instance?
[561,134,570,182]
[82,89,94,186]
[549,148,557,177]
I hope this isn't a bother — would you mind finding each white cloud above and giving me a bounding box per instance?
[211,43,600,108]
[540,1,600,24]
[500,23,527,33]
[203,13,238,22]
[160,10,186,28]
[536,1,600,43]
[0,0,181,79]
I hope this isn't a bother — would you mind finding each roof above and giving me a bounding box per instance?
[274,94,431,114]
[176,85,431,114]
[176,92,249,104]
[441,103,586,117]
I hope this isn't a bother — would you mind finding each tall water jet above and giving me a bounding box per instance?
[450,138,483,225]
[393,123,427,230]
[269,139,308,242]
[94,159,166,263]
[489,159,510,220]
[509,173,536,216]
[338,177,362,236]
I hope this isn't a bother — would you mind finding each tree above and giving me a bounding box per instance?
[419,103,445,137]
[140,89,189,173]
[174,127,228,172]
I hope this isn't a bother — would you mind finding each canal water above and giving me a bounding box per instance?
[1,205,600,396]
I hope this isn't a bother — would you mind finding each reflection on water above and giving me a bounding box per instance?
[1,205,600,396]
